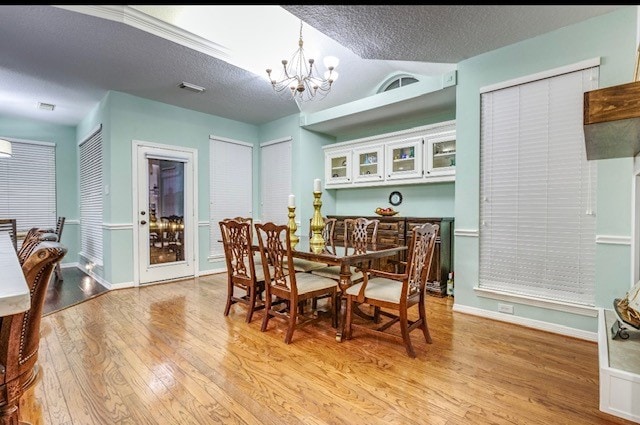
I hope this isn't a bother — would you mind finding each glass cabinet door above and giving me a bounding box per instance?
[426,133,456,176]
[325,149,352,185]
[385,136,423,181]
[353,145,384,183]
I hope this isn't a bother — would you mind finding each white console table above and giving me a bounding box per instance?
[598,308,640,423]
[0,233,30,316]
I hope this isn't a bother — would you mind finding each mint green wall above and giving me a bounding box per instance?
[79,91,260,284]
[0,115,79,264]
[258,115,335,237]
[335,183,455,218]
[455,7,637,332]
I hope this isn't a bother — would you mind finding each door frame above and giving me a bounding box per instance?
[131,140,199,286]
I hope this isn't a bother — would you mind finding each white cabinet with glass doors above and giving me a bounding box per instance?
[352,144,384,183]
[323,120,456,188]
[325,149,352,185]
[385,136,423,181]
[425,131,456,177]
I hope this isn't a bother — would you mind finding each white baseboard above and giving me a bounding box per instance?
[75,265,111,291]
[61,262,79,269]
[452,303,597,342]
[198,267,226,276]
[109,281,135,290]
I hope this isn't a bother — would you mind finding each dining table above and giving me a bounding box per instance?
[261,235,407,342]
[0,233,30,316]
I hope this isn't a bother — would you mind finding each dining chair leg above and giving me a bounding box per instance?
[224,279,234,317]
[418,296,432,344]
[284,302,297,344]
[261,295,273,332]
[399,309,416,358]
[246,287,257,323]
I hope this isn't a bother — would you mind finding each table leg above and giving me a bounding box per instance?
[336,265,352,342]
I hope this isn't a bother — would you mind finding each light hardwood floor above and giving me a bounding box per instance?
[19,273,633,425]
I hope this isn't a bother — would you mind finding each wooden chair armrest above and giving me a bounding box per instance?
[368,269,404,280]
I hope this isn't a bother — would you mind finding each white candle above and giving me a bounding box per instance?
[314,178,321,192]
[288,194,295,207]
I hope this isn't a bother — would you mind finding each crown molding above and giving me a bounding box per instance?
[55,6,231,62]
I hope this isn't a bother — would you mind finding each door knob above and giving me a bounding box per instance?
[140,220,147,225]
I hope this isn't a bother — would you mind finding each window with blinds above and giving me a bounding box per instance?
[209,137,253,258]
[0,140,56,232]
[260,139,291,226]
[479,65,598,306]
[79,128,103,265]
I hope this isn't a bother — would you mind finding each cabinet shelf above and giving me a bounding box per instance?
[434,152,455,157]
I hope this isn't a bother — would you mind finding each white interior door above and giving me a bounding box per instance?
[135,143,195,284]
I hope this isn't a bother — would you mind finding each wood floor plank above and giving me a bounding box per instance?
[17,273,636,425]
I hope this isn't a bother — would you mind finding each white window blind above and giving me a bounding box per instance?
[479,66,598,306]
[0,140,56,232]
[209,137,253,258]
[260,139,291,225]
[79,128,103,265]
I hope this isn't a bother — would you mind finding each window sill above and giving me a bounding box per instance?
[473,287,597,317]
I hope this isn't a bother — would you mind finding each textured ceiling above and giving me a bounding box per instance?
[283,5,624,62]
[0,5,626,129]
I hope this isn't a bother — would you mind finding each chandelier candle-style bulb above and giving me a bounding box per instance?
[266,20,338,102]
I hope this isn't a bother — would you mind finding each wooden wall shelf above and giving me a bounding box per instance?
[583,80,640,160]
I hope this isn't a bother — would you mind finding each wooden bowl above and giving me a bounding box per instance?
[375,210,399,217]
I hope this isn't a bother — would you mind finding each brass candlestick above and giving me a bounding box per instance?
[287,206,299,246]
[310,190,325,253]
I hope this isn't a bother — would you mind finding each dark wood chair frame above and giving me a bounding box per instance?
[345,223,439,358]
[0,241,67,423]
[219,218,265,323]
[255,222,338,344]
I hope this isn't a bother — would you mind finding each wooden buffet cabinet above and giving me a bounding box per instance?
[327,215,454,296]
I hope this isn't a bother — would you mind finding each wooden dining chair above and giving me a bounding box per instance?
[286,217,337,273]
[52,216,65,280]
[0,241,67,424]
[17,227,58,265]
[310,217,380,283]
[255,222,338,344]
[344,222,439,358]
[0,219,17,252]
[219,218,265,323]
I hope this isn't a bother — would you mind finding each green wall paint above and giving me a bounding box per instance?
[0,115,79,264]
[334,183,455,218]
[455,7,637,332]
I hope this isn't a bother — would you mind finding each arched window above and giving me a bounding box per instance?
[379,75,419,93]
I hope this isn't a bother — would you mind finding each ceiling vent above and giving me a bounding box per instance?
[178,82,206,93]
[37,102,55,111]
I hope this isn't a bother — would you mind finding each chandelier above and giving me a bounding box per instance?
[266,20,339,102]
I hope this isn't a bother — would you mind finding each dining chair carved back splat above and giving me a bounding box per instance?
[310,217,380,283]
